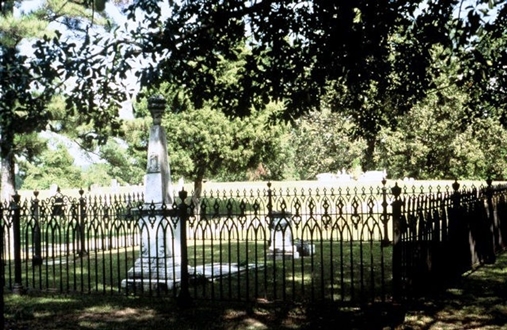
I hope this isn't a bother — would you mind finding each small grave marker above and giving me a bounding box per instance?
[268,212,300,259]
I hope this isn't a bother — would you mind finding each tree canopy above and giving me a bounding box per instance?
[120,0,505,120]
[7,0,506,141]
[106,0,505,171]
[0,0,126,199]
[3,0,507,197]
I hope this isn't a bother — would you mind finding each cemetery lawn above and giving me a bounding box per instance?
[4,251,507,329]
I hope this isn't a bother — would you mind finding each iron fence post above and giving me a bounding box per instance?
[449,180,462,277]
[78,189,87,257]
[391,183,402,302]
[0,201,4,326]
[267,181,273,222]
[266,182,276,298]
[450,180,461,238]
[484,179,496,263]
[11,192,23,294]
[177,189,192,307]
[32,190,42,266]
[381,178,390,246]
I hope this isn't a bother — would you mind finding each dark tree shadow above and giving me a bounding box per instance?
[400,252,507,329]
[4,253,507,330]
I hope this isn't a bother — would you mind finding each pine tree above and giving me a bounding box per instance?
[0,0,118,200]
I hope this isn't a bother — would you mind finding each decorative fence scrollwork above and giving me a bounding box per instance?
[1,180,506,304]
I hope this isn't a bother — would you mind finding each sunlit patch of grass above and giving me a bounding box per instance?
[7,295,77,305]
[401,252,507,329]
[403,314,436,328]
[223,309,248,320]
[79,306,159,324]
[32,311,53,318]
[491,304,507,314]
[445,287,464,295]
[82,304,117,313]
[236,318,269,330]
[78,320,108,329]
[5,252,507,330]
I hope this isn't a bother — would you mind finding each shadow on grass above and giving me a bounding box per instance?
[4,294,406,330]
[5,252,507,330]
[401,252,507,330]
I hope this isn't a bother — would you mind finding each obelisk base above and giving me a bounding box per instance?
[121,257,194,292]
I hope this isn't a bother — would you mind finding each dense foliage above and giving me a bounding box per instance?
[3,0,507,193]
[291,110,366,180]
[0,0,125,198]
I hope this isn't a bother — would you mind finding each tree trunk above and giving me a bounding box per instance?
[1,135,16,265]
[1,140,16,203]
[362,136,377,172]
[192,177,203,209]
[191,170,206,218]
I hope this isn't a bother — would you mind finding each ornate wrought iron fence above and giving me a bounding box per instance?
[391,180,507,300]
[1,180,506,304]
[188,182,391,303]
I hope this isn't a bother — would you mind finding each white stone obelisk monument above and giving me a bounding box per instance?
[122,96,184,291]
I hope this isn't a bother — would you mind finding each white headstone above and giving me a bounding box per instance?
[50,184,59,195]
[268,212,299,259]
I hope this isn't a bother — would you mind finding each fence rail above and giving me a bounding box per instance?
[1,180,506,304]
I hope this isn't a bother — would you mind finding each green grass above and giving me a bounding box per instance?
[5,251,507,329]
[6,238,391,305]
[192,239,391,303]
[6,247,135,295]
[401,251,507,329]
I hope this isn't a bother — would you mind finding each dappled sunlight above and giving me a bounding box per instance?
[234,318,269,330]
[403,314,437,329]
[4,179,507,329]
[445,288,464,296]
[79,306,159,324]
[223,308,248,319]
[222,309,269,330]
[401,252,507,329]
[221,304,305,330]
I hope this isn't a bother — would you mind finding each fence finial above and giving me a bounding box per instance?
[12,191,20,204]
[452,179,460,192]
[179,188,188,200]
[391,182,402,198]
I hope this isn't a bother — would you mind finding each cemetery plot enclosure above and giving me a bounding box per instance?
[2,181,507,304]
